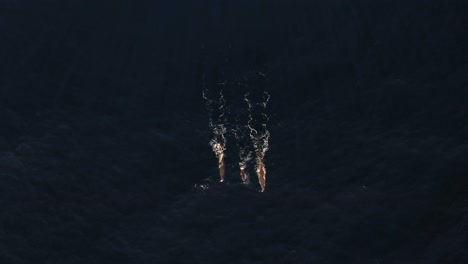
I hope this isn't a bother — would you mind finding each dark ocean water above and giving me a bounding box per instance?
[1,1,467,263]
